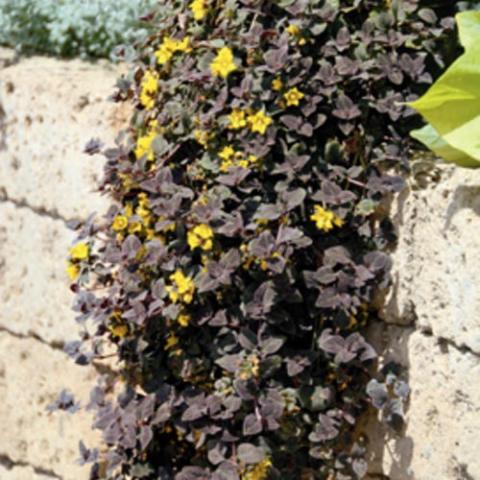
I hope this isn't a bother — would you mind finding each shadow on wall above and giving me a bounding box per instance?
[365,185,415,480]
[365,323,415,480]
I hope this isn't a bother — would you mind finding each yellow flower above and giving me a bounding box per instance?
[241,458,272,480]
[193,129,209,147]
[228,108,247,129]
[128,221,143,234]
[247,110,272,135]
[187,224,214,251]
[175,37,191,53]
[66,262,79,281]
[135,129,157,161]
[165,333,179,350]
[167,270,196,304]
[125,204,134,217]
[119,173,137,192]
[70,242,89,261]
[109,324,128,338]
[139,70,159,110]
[156,45,172,65]
[210,47,237,79]
[310,205,344,232]
[284,87,305,107]
[286,23,300,36]
[190,0,207,20]
[219,145,235,160]
[220,159,234,172]
[138,192,148,204]
[155,36,191,65]
[272,77,283,91]
[112,215,128,231]
[178,314,191,328]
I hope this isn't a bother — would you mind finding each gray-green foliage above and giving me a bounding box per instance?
[0,0,157,59]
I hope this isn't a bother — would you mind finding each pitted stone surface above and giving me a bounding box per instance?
[0,55,129,219]
[382,165,480,354]
[0,333,98,480]
[367,326,480,480]
[0,465,52,480]
[0,202,79,344]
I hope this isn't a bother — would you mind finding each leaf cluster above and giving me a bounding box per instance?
[66,1,456,479]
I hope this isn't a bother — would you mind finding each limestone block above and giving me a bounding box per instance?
[0,332,98,480]
[382,165,480,354]
[0,202,78,344]
[366,325,480,479]
[0,53,129,220]
[0,465,52,480]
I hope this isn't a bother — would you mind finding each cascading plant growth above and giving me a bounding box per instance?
[65,1,457,478]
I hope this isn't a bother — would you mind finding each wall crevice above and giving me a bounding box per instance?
[0,187,79,227]
[0,324,65,352]
[0,452,64,479]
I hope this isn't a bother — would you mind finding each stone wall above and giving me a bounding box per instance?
[1,51,479,480]
[366,166,480,480]
[0,50,129,480]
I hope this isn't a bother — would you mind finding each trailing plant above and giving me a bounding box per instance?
[64,1,457,479]
[0,0,157,59]
[410,10,480,168]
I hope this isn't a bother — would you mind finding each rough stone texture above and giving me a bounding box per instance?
[0,333,99,480]
[367,326,480,480]
[0,53,126,480]
[382,165,480,354]
[369,164,480,480]
[0,202,77,344]
[0,55,129,220]
[0,465,52,480]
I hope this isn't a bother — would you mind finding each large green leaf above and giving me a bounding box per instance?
[408,11,480,168]
[457,10,480,48]
[410,124,479,168]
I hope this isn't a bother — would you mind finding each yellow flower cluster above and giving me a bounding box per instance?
[190,0,207,20]
[210,47,237,78]
[139,70,159,111]
[284,87,304,107]
[66,242,89,280]
[227,108,272,135]
[187,224,214,251]
[167,270,196,304]
[110,194,160,241]
[241,458,272,480]
[155,36,191,65]
[218,145,258,172]
[135,120,160,162]
[310,205,344,232]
